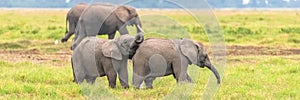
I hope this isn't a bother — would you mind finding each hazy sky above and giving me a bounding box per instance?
[243,0,250,5]
[65,0,70,3]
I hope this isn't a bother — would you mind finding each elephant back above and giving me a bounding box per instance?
[134,38,179,61]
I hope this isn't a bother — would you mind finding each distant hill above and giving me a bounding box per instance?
[0,0,299,8]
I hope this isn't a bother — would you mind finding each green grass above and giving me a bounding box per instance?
[215,11,300,47]
[0,9,300,99]
[0,61,82,99]
[1,56,299,99]
[216,56,300,99]
[1,10,300,49]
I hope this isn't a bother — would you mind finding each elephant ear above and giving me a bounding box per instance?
[116,6,137,23]
[179,39,198,64]
[102,40,122,60]
[195,42,207,61]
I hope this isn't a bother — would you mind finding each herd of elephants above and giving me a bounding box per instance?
[62,3,220,89]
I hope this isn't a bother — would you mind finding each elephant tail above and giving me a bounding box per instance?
[65,15,69,34]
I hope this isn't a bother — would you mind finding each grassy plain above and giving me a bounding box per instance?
[0,9,300,99]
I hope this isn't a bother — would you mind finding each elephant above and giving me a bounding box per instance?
[132,38,220,89]
[71,33,144,88]
[71,3,143,50]
[61,3,88,43]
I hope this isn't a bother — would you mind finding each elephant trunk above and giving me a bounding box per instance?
[134,33,144,44]
[207,65,221,84]
[129,33,144,59]
[130,33,143,48]
[199,55,220,84]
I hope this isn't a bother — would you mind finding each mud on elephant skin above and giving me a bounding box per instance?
[132,38,220,89]
[61,3,88,43]
[71,3,143,50]
[71,34,143,88]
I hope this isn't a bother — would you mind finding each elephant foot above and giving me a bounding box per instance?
[134,87,140,90]
[74,80,81,84]
[122,85,129,89]
[86,77,96,84]
[146,86,153,89]
[71,44,76,50]
[61,38,68,43]
[109,85,116,88]
[188,80,194,83]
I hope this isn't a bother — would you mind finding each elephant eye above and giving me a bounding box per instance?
[121,40,129,48]
[199,55,206,62]
[122,39,128,44]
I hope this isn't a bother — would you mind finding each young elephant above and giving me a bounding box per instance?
[72,34,143,88]
[132,38,220,89]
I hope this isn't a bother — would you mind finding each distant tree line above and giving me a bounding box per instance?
[0,0,299,8]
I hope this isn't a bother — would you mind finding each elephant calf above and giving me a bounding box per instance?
[132,38,220,89]
[72,34,143,88]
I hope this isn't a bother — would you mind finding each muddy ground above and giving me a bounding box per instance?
[227,45,300,56]
[0,45,300,65]
[0,49,71,66]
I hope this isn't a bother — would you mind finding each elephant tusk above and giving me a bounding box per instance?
[137,25,145,34]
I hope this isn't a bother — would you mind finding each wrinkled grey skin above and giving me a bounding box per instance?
[61,3,88,43]
[132,38,220,89]
[72,3,143,50]
[72,34,143,88]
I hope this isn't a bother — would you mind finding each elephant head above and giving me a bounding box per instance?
[179,39,220,84]
[102,34,144,60]
[115,6,143,33]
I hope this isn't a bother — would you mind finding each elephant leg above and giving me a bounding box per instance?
[62,17,76,43]
[133,73,144,89]
[132,60,146,89]
[186,74,193,83]
[118,60,129,89]
[73,29,79,42]
[71,58,76,82]
[115,60,129,89]
[106,72,117,88]
[61,32,74,42]
[145,77,155,89]
[108,31,116,39]
[172,58,189,83]
[74,72,85,84]
[72,32,86,50]
[119,76,129,89]
[71,21,87,50]
[86,76,97,84]
[102,59,117,88]
[72,57,85,84]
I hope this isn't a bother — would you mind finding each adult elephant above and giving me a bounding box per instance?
[72,34,143,88]
[61,3,88,43]
[132,38,220,89]
[72,3,143,50]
